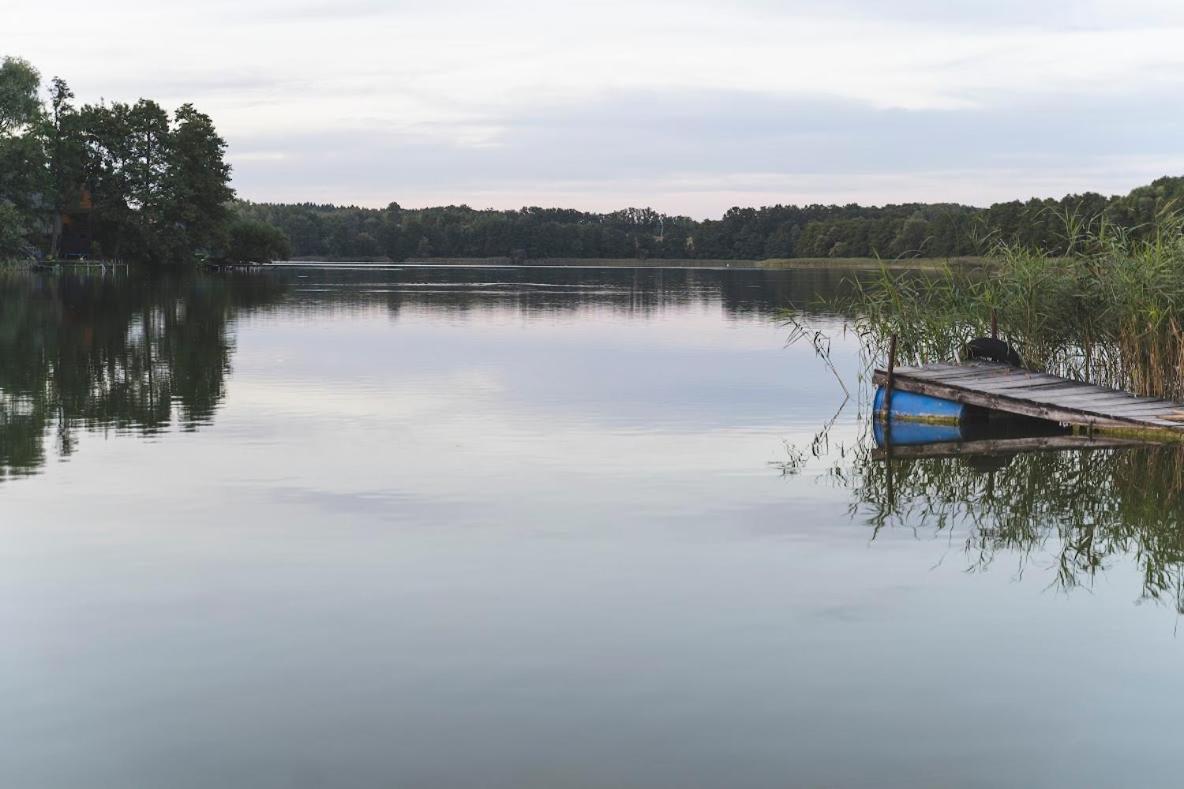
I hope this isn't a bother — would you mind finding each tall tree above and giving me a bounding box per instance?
[80,101,135,259]
[0,56,40,135]
[124,99,171,262]
[164,103,234,256]
[42,77,86,258]
[0,57,43,258]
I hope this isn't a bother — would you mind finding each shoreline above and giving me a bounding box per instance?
[282,255,990,270]
[3,255,991,272]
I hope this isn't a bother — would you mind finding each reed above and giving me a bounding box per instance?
[835,208,1184,399]
[842,441,1184,612]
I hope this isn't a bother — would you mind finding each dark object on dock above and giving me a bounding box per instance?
[873,361,1184,435]
[962,337,1023,367]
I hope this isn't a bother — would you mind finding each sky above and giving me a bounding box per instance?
[5,0,1184,217]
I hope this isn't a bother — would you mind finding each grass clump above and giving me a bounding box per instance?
[841,210,1184,399]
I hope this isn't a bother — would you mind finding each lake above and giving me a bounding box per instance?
[2,264,1182,788]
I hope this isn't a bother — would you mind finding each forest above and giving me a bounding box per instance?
[235,176,1184,263]
[5,53,1183,266]
[0,56,288,264]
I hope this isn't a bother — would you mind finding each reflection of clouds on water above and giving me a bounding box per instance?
[275,264,858,320]
[7,264,1184,788]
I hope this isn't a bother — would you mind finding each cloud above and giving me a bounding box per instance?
[228,88,1184,214]
[6,0,1184,212]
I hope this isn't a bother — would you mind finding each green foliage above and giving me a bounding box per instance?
[0,54,236,264]
[223,218,291,263]
[0,57,46,256]
[827,210,1184,400]
[235,183,1184,263]
[0,203,30,258]
[0,57,40,134]
[161,104,234,257]
[41,77,86,258]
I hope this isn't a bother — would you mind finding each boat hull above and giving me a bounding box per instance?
[873,386,967,425]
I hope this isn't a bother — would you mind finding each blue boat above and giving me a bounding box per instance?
[873,386,969,425]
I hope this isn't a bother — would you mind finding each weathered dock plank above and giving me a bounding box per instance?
[872,361,1184,434]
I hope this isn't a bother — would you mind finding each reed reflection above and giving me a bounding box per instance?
[838,436,1184,612]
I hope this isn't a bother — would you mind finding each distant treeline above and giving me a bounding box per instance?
[8,49,1181,266]
[236,176,1184,262]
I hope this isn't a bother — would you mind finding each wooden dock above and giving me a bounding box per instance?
[872,361,1184,434]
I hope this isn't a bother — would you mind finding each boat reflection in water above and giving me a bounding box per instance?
[870,413,1146,459]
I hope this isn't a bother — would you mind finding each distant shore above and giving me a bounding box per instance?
[3,255,991,272]
[284,256,990,270]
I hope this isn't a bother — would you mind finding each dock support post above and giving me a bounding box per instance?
[881,334,898,421]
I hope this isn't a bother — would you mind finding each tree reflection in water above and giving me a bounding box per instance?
[833,434,1184,612]
[0,269,284,480]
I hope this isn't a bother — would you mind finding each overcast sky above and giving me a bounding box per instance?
[6,0,1184,216]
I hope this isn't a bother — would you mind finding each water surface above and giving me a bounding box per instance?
[2,265,1182,788]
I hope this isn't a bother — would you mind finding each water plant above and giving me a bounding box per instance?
[833,207,1184,400]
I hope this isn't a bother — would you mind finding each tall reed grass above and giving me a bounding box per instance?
[843,210,1184,399]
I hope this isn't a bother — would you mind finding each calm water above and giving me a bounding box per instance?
[3,265,1183,788]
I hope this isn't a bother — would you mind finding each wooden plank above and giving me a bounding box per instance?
[890,367,1036,388]
[938,375,1083,393]
[871,364,1184,432]
[891,367,1059,386]
[887,372,1164,408]
[905,365,1022,382]
[1026,388,1164,404]
[890,366,1120,396]
[880,375,1172,429]
[1008,389,1175,410]
[1043,395,1175,411]
[901,360,1012,373]
[885,360,1013,376]
[911,368,1032,384]
[1050,403,1175,415]
[887,362,974,376]
[1013,393,1173,412]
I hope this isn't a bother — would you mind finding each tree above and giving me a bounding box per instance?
[124,99,171,261]
[0,57,40,135]
[164,103,233,256]
[0,202,29,258]
[41,77,86,258]
[80,101,135,259]
[0,57,43,257]
[223,218,291,263]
